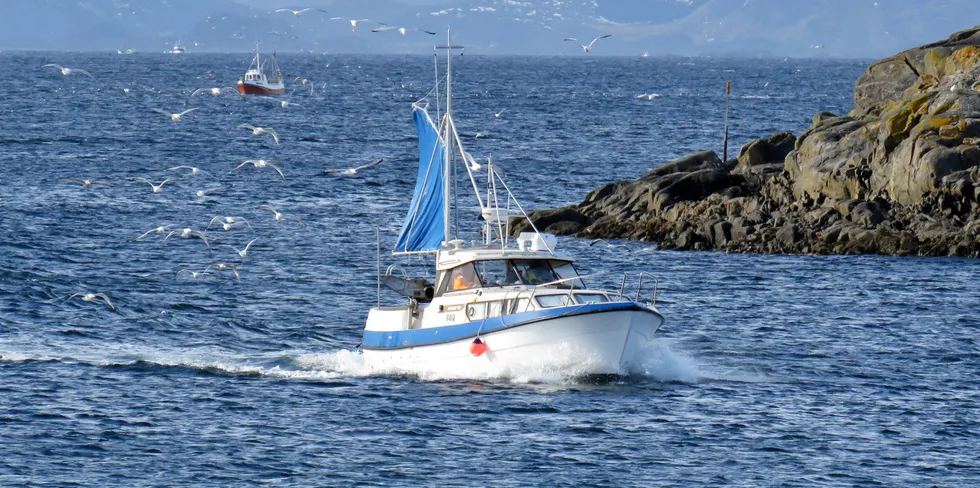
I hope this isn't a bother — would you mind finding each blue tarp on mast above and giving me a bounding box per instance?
[394,106,447,253]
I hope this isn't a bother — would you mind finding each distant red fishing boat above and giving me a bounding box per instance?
[237,43,285,95]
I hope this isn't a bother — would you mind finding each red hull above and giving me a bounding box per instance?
[237,82,285,96]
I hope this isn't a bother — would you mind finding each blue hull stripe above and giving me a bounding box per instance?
[361,301,661,350]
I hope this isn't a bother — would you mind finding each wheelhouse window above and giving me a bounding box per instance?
[511,259,560,285]
[536,294,573,308]
[574,293,608,304]
[442,262,480,293]
[473,260,520,287]
[551,261,585,289]
[438,259,585,296]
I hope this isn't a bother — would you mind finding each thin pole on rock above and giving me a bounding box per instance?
[723,81,731,164]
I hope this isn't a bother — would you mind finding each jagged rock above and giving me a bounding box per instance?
[736,132,796,172]
[511,206,588,236]
[640,150,722,180]
[511,26,980,257]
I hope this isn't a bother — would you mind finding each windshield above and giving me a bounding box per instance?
[443,259,583,293]
[473,260,521,287]
[511,260,561,286]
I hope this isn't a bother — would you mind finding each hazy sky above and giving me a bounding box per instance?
[0,0,977,56]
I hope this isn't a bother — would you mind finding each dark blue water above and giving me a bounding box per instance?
[2,52,979,486]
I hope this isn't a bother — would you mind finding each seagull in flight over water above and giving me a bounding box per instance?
[69,178,110,188]
[275,8,326,17]
[131,177,180,193]
[564,34,612,53]
[234,159,285,179]
[43,64,95,78]
[205,263,241,279]
[165,228,210,249]
[207,215,253,232]
[152,108,198,121]
[238,124,280,144]
[189,87,244,101]
[371,25,436,36]
[226,238,258,258]
[136,225,172,240]
[167,165,211,177]
[589,238,632,252]
[332,17,371,31]
[175,267,210,279]
[323,158,384,175]
[256,205,308,227]
[67,292,114,310]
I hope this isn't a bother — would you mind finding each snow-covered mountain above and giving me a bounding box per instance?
[1,0,977,56]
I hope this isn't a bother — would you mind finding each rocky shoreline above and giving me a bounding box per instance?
[514,26,980,257]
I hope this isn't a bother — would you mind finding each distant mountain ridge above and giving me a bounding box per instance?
[2,0,979,56]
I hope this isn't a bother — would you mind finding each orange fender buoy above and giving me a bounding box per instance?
[469,337,487,357]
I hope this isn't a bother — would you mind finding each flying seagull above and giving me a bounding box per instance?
[69,178,110,188]
[43,64,95,78]
[323,158,384,175]
[371,25,436,36]
[67,292,114,310]
[274,8,327,17]
[189,87,244,101]
[256,204,308,227]
[234,159,285,179]
[136,225,172,240]
[589,238,632,252]
[564,34,612,53]
[175,267,210,279]
[332,17,371,31]
[130,177,180,193]
[238,124,280,144]
[167,165,211,177]
[207,215,253,232]
[225,238,258,258]
[205,263,241,280]
[165,228,210,249]
[152,107,198,121]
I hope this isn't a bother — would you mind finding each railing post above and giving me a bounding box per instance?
[634,272,644,302]
[652,277,659,305]
[618,272,627,299]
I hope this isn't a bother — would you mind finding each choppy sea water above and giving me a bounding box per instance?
[1,52,979,486]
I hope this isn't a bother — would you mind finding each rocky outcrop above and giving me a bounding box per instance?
[513,26,980,257]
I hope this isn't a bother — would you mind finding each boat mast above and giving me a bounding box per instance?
[443,28,452,244]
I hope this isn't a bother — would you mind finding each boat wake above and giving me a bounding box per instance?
[0,340,751,385]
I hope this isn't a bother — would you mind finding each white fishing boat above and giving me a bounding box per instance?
[237,42,285,95]
[168,40,185,54]
[360,30,665,378]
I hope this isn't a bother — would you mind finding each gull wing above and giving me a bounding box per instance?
[352,158,384,171]
[587,34,612,49]
[265,128,280,144]
[266,162,286,179]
